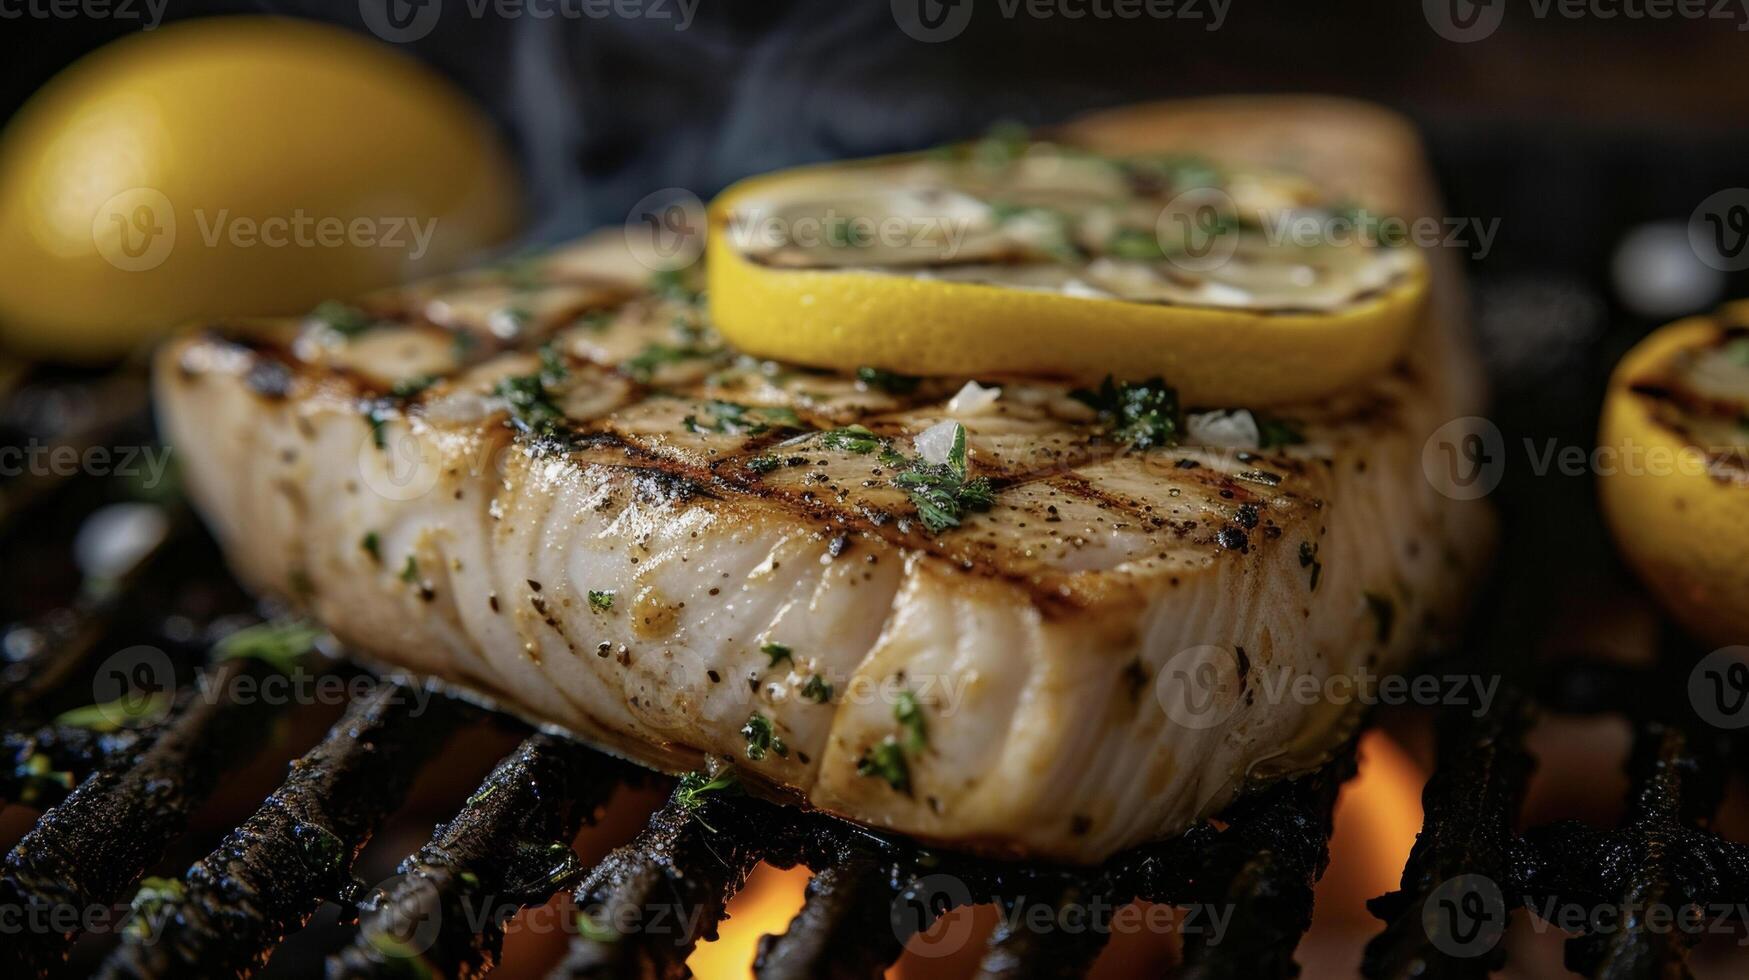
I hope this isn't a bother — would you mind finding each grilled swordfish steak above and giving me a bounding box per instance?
[157,99,1492,863]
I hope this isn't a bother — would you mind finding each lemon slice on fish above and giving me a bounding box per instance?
[1599,305,1749,647]
[706,137,1427,406]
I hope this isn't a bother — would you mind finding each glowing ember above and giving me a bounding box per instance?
[687,863,811,977]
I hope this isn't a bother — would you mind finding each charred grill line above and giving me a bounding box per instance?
[753,847,906,980]
[1,722,152,808]
[96,682,467,979]
[1362,688,1536,980]
[1175,749,1355,980]
[550,784,777,980]
[327,733,625,980]
[0,658,283,975]
[973,880,1118,980]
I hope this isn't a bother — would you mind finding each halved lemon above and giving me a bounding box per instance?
[1598,304,1749,647]
[707,139,1428,407]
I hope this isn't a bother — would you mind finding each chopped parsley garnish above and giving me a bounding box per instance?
[675,769,740,811]
[819,425,884,454]
[1072,376,1181,450]
[801,675,834,704]
[1725,337,1749,366]
[622,342,719,382]
[890,424,996,533]
[1299,541,1323,592]
[213,620,325,674]
[1364,591,1396,643]
[361,532,381,562]
[400,555,420,584]
[740,712,787,761]
[495,371,567,440]
[390,375,438,399]
[1106,228,1167,261]
[761,642,793,668]
[746,454,783,474]
[56,692,172,732]
[856,366,920,394]
[857,736,911,795]
[682,400,801,437]
[894,690,928,752]
[588,590,615,612]
[648,269,701,305]
[1256,414,1306,450]
[539,344,570,383]
[307,300,376,337]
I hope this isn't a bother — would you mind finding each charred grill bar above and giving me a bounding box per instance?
[4,369,1749,980]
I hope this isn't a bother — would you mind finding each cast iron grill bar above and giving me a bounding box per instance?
[1,722,154,809]
[327,733,626,980]
[96,682,467,979]
[551,782,776,979]
[1175,749,1355,980]
[972,880,1118,980]
[0,657,283,975]
[753,848,906,980]
[1362,686,1536,980]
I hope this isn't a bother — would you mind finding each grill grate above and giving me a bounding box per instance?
[3,364,1748,980]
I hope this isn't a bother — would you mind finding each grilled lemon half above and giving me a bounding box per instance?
[1599,304,1749,647]
[707,136,1427,407]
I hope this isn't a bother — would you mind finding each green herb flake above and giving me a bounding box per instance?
[125,876,188,940]
[1364,591,1397,644]
[495,372,568,440]
[746,454,783,474]
[361,532,381,562]
[1072,376,1181,450]
[213,620,325,674]
[801,675,834,704]
[889,424,995,533]
[588,590,615,612]
[683,400,800,437]
[622,342,719,382]
[856,736,912,795]
[308,300,376,337]
[675,769,740,810]
[894,690,928,752]
[400,555,420,584]
[389,375,438,400]
[56,692,172,733]
[740,712,788,761]
[761,642,793,668]
[1256,415,1306,450]
[856,366,920,394]
[1725,337,1749,366]
[1106,228,1167,261]
[819,425,884,454]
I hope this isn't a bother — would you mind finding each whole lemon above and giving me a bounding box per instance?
[0,16,520,360]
